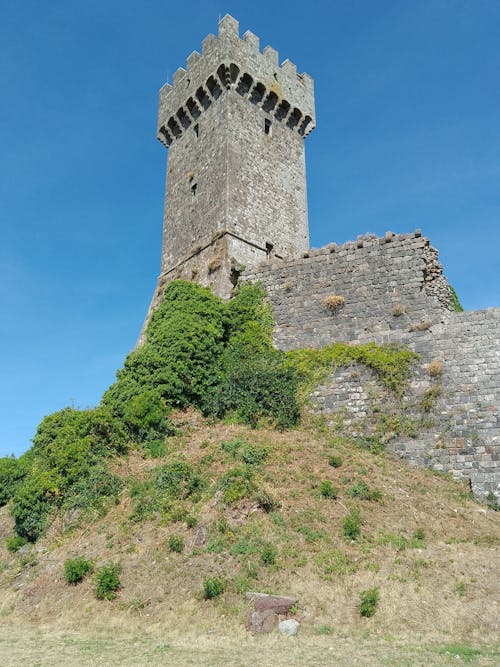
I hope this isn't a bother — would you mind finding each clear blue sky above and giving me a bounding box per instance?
[1,1,499,457]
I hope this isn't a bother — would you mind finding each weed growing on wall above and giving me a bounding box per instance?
[287,342,418,399]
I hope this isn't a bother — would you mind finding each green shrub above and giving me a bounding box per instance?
[143,439,167,458]
[220,438,246,459]
[328,455,342,468]
[128,480,159,522]
[241,444,268,465]
[62,467,123,514]
[0,455,30,506]
[319,480,338,499]
[342,509,362,540]
[223,282,274,348]
[221,438,268,465]
[359,587,379,617]
[260,542,277,566]
[205,345,300,429]
[6,535,27,553]
[95,563,121,600]
[11,471,55,541]
[64,556,93,584]
[203,576,225,600]
[346,481,382,502]
[154,461,202,499]
[168,535,185,553]
[103,281,226,415]
[122,390,174,443]
[32,406,127,460]
[218,467,254,504]
[10,406,127,541]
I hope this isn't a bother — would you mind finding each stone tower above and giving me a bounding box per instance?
[144,14,315,323]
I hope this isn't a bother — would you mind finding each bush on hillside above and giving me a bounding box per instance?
[0,454,30,506]
[61,466,123,514]
[64,556,94,584]
[11,470,56,541]
[218,466,254,504]
[359,587,379,617]
[103,281,226,415]
[122,389,175,443]
[6,535,27,552]
[203,576,225,600]
[205,345,300,429]
[154,461,204,499]
[11,407,127,541]
[103,281,301,431]
[95,563,121,600]
[342,509,362,541]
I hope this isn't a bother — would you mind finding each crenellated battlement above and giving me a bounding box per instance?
[157,14,315,147]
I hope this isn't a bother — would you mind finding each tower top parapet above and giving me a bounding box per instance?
[157,14,315,147]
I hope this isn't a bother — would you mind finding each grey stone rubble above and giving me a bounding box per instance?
[278,619,300,636]
[142,15,499,501]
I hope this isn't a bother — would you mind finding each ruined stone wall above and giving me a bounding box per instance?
[244,232,453,349]
[244,233,500,500]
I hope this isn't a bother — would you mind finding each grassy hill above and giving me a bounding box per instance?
[0,280,498,665]
[1,413,499,656]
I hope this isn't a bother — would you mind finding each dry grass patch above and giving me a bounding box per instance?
[428,360,443,377]
[324,294,345,311]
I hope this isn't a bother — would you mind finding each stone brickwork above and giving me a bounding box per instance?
[243,231,454,350]
[144,14,314,326]
[243,236,500,500]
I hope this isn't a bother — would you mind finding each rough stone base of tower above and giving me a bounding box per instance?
[138,231,277,344]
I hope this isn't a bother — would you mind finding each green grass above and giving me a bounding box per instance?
[4,627,496,666]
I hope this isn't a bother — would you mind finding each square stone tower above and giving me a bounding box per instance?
[144,15,315,325]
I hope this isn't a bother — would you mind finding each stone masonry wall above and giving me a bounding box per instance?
[156,14,313,293]
[244,233,500,501]
[244,231,452,349]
